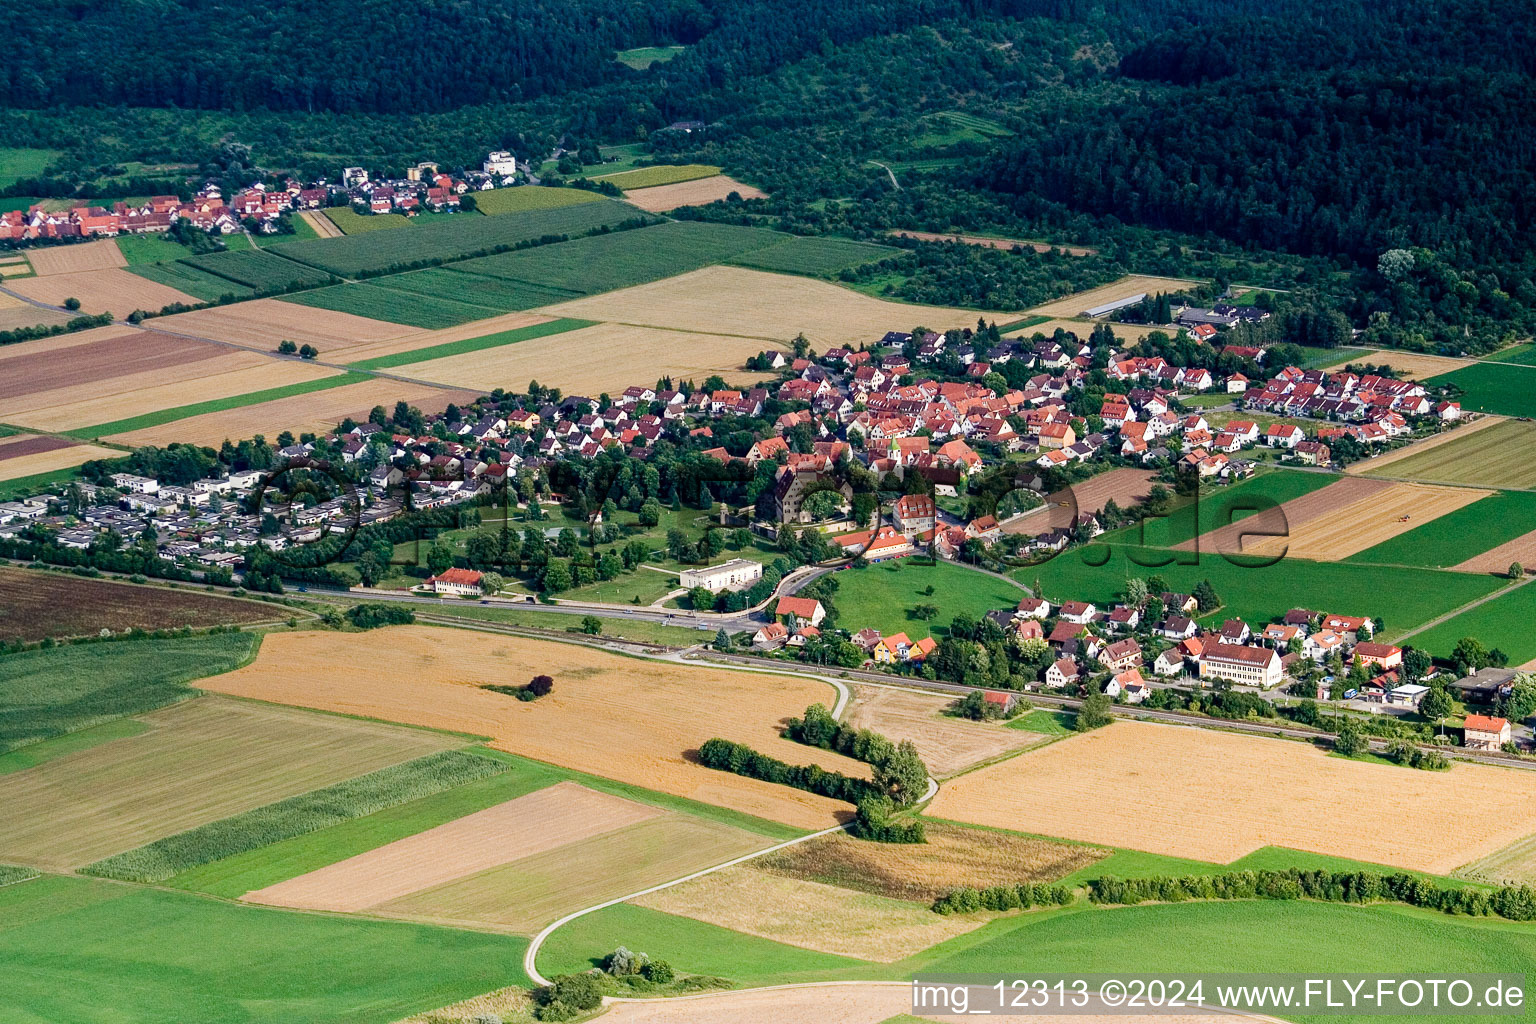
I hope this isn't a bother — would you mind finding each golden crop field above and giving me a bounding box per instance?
[334,310,552,364]
[927,720,1536,873]
[9,267,199,315]
[154,298,417,353]
[1357,418,1536,489]
[198,625,863,829]
[245,781,660,912]
[1174,477,1392,554]
[9,354,340,433]
[1237,481,1490,562]
[1350,349,1475,380]
[633,865,987,962]
[842,686,1039,777]
[623,175,767,212]
[537,265,1013,347]
[0,696,456,871]
[22,238,127,276]
[1024,275,1201,318]
[105,378,474,447]
[391,321,780,394]
[0,440,123,482]
[376,813,769,933]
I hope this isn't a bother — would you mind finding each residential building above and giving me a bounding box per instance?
[1199,642,1283,688]
[678,558,763,593]
[1463,714,1511,751]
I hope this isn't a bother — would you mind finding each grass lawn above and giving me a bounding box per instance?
[1487,342,1536,366]
[1427,361,1536,416]
[1347,489,1536,568]
[63,372,369,439]
[113,233,198,265]
[996,314,1053,333]
[1105,468,1333,550]
[538,902,867,981]
[831,560,1025,638]
[472,186,605,216]
[0,148,59,186]
[1292,345,1373,369]
[0,632,257,753]
[615,45,687,69]
[1025,544,1503,640]
[1206,410,1317,432]
[0,463,108,501]
[286,213,320,240]
[1404,579,1536,665]
[0,874,529,1024]
[559,567,681,606]
[323,207,413,233]
[348,316,594,370]
[1005,709,1074,735]
[1176,392,1236,409]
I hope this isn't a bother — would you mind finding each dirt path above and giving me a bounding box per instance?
[298,209,343,238]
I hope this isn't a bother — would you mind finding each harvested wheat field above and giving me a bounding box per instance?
[842,686,1038,777]
[1458,832,1536,885]
[392,322,780,395]
[0,323,139,363]
[9,266,199,315]
[634,865,987,962]
[376,813,770,933]
[1025,275,1200,318]
[623,175,767,212]
[0,696,456,872]
[154,298,417,353]
[105,378,472,447]
[0,305,76,332]
[0,440,122,482]
[298,209,344,238]
[1175,477,1395,555]
[22,238,126,276]
[331,310,552,364]
[1238,481,1490,562]
[891,230,1097,256]
[1352,349,1474,380]
[929,719,1536,872]
[538,266,1010,348]
[1352,417,1519,483]
[246,781,659,912]
[0,434,74,461]
[1008,468,1160,536]
[757,821,1106,903]
[1454,528,1536,575]
[200,626,862,828]
[598,986,1241,1024]
[1009,317,1160,343]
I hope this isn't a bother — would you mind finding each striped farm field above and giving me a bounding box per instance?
[930,719,1536,873]
[594,163,721,188]
[1358,418,1536,488]
[727,236,900,277]
[1347,349,1473,379]
[391,321,780,394]
[245,781,663,913]
[623,174,767,212]
[180,249,337,291]
[370,266,581,312]
[199,625,861,829]
[1024,274,1201,317]
[281,281,507,328]
[269,200,647,277]
[21,238,126,275]
[1349,489,1536,569]
[331,310,550,365]
[104,377,473,447]
[472,185,606,215]
[9,266,199,315]
[130,260,256,301]
[538,265,1014,347]
[376,812,769,934]
[451,220,785,296]
[152,296,416,353]
[0,567,274,646]
[0,696,458,872]
[298,209,343,237]
[0,440,122,485]
[0,304,75,332]
[1146,468,1336,551]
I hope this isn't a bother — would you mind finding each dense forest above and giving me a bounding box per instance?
[4,0,1533,352]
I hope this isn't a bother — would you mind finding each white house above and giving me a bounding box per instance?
[483,151,518,176]
[679,558,762,593]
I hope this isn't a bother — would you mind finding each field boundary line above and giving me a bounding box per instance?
[1391,574,1536,644]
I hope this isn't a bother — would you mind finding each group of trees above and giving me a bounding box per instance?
[782,703,930,808]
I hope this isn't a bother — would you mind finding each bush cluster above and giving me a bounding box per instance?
[344,603,415,629]
[698,737,872,804]
[933,882,1076,914]
[853,796,925,843]
[1088,869,1536,921]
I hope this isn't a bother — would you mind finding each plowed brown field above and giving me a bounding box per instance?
[0,328,225,403]
[1007,468,1161,537]
[199,626,863,829]
[1454,529,1536,575]
[928,719,1536,872]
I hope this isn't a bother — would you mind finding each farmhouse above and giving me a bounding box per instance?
[679,558,763,593]
[1045,658,1081,689]
[1199,642,1282,688]
[423,568,485,596]
[775,596,827,628]
[1058,600,1096,624]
